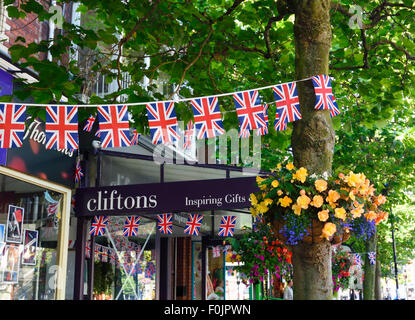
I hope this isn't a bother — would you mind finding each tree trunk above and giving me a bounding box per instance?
[290,0,335,300]
[375,254,382,300]
[363,233,377,300]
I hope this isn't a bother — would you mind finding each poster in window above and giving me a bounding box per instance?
[22,229,38,266]
[2,244,20,284]
[0,224,5,243]
[5,205,25,244]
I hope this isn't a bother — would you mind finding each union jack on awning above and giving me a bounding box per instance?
[218,216,236,237]
[157,213,173,235]
[123,216,141,237]
[89,216,109,236]
[0,103,26,148]
[184,214,203,236]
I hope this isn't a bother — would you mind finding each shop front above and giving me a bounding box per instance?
[73,147,261,300]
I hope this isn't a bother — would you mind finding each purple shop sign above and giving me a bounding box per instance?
[75,177,259,217]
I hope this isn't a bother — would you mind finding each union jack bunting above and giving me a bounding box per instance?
[101,246,108,263]
[218,215,237,237]
[190,96,225,139]
[0,104,26,148]
[123,216,141,237]
[212,246,221,258]
[83,114,96,132]
[311,75,340,117]
[184,214,203,236]
[256,104,269,136]
[85,240,91,259]
[274,111,288,132]
[239,128,250,138]
[94,244,101,261]
[233,90,267,132]
[146,101,180,145]
[367,252,376,265]
[45,105,79,150]
[183,120,194,150]
[273,82,301,129]
[109,249,116,264]
[130,128,140,145]
[89,216,109,236]
[75,158,84,183]
[97,105,131,148]
[47,201,59,217]
[157,213,173,235]
[352,253,361,267]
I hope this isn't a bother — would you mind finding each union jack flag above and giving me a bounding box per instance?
[311,75,340,117]
[233,90,267,132]
[123,216,141,237]
[367,252,376,265]
[97,105,131,148]
[157,213,173,235]
[184,214,203,236]
[89,216,109,236]
[75,158,84,183]
[130,128,140,145]
[85,240,91,259]
[352,253,361,267]
[190,97,225,139]
[273,82,301,129]
[0,104,26,148]
[95,129,101,138]
[218,216,237,237]
[109,248,116,264]
[94,244,101,261]
[256,104,269,136]
[47,201,59,217]
[183,120,194,150]
[45,105,79,150]
[83,114,96,132]
[146,101,180,145]
[212,246,221,258]
[239,128,250,138]
[101,246,108,263]
[274,111,288,132]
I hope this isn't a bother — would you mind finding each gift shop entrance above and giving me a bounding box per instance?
[73,148,260,300]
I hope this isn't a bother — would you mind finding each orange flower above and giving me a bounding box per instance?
[318,209,329,222]
[278,196,292,208]
[321,222,336,240]
[315,179,328,192]
[293,167,308,183]
[350,207,364,219]
[297,194,311,209]
[364,211,377,221]
[334,207,347,221]
[286,163,295,171]
[326,190,340,203]
[311,195,324,208]
[292,203,302,216]
[375,194,387,205]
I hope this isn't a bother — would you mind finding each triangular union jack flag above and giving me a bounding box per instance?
[183,120,194,150]
[311,75,340,117]
[218,215,237,237]
[89,216,109,236]
[274,111,287,132]
[256,104,269,136]
[45,105,79,150]
[146,101,180,145]
[83,114,96,132]
[122,216,141,237]
[0,104,26,148]
[233,90,267,131]
[97,105,131,148]
[75,158,84,183]
[157,213,173,235]
[273,82,302,126]
[130,128,140,146]
[184,214,203,236]
[190,96,225,139]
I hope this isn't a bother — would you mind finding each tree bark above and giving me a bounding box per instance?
[290,0,335,300]
[375,254,382,300]
[363,233,377,300]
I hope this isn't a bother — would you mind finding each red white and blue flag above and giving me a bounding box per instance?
[273,82,301,127]
[274,111,288,132]
[218,215,236,237]
[89,216,109,236]
[157,213,173,235]
[85,240,91,259]
[239,128,250,138]
[97,105,131,148]
[311,75,340,117]
[146,101,180,145]
[352,253,361,267]
[233,90,267,132]
[45,105,78,150]
[190,97,225,139]
[130,128,140,146]
[368,252,376,265]
[75,158,84,183]
[256,104,269,136]
[123,216,141,237]
[184,214,203,236]
[83,114,96,132]
[0,104,26,148]
[183,120,194,150]
[101,246,108,262]
[212,246,221,258]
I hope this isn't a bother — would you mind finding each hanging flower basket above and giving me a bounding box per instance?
[250,161,388,247]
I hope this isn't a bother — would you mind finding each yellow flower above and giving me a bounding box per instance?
[350,207,364,218]
[326,190,340,203]
[250,194,258,206]
[277,190,283,196]
[278,196,292,208]
[311,195,324,208]
[257,202,270,214]
[286,162,295,171]
[250,207,258,217]
[349,191,356,202]
[256,176,265,184]
[293,167,308,183]
[297,194,311,209]
[364,211,377,221]
[263,198,273,206]
[271,180,279,188]
[277,163,282,170]
[318,209,329,222]
[321,222,337,240]
[315,179,328,192]
[334,207,347,221]
[292,203,302,216]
